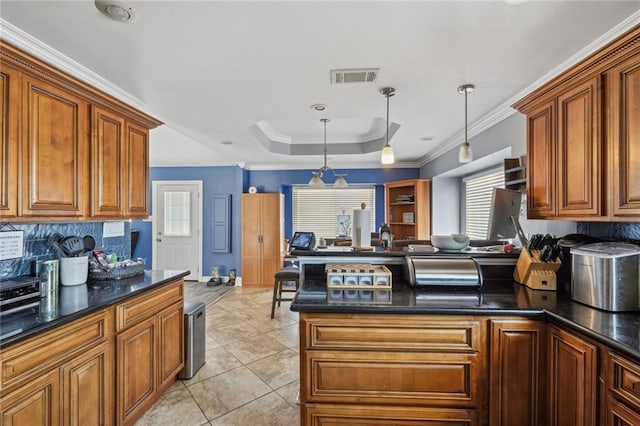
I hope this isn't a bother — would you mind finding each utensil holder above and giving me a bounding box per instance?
[60,255,89,286]
[514,248,561,291]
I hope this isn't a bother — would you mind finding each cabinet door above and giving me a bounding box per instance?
[157,302,184,388]
[91,105,126,218]
[548,325,597,426]
[260,194,282,286]
[0,369,61,425]
[126,122,149,217]
[526,100,556,218]
[242,194,265,287]
[557,76,603,217]
[609,55,640,217]
[0,64,19,220]
[304,403,479,426]
[489,319,546,426]
[20,75,88,218]
[117,316,156,425]
[62,342,113,426]
[606,396,640,426]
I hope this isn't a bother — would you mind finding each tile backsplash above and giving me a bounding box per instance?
[0,222,131,279]
[577,222,640,242]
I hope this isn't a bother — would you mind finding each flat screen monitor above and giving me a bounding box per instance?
[290,232,316,250]
[487,188,523,240]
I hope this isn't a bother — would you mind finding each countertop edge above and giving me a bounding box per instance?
[0,270,190,349]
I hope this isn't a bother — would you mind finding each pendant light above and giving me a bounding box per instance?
[458,84,475,163]
[380,87,396,165]
[308,119,348,188]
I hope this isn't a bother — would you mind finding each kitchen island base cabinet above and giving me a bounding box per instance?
[548,325,598,426]
[304,404,479,426]
[489,319,546,426]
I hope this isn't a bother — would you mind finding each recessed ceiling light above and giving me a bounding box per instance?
[310,103,327,112]
[221,140,234,145]
[95,0,139,23]
[421,136,435,141]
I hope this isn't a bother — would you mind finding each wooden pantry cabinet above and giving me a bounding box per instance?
[0,40,161,222]
[242,193,284,287]
[384,179,431,240]
[513,25,640,220]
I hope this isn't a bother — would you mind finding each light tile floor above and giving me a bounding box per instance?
[135,287,300,426]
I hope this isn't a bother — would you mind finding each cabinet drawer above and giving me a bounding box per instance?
[605,396,640,426]
[0,308,112,393]
[303,314,481,352]
[608,352,640,411]
[116,280,183,331]
[305,403,479,426]
[305,350,481,407]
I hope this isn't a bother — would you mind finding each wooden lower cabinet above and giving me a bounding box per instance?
[62,342,113,426]
[489,319,546,426]
[117,316,157,425]
[304,403,479,426]
[547,325,598,426]
[0,369,61,426]
[116,280,185,426]
[606,396,640,426]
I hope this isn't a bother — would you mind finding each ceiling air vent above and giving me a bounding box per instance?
[331,68,379,84]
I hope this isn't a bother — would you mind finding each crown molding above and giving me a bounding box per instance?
[0,18,148,110]
[242,160,421,171]
[417,10,640,167]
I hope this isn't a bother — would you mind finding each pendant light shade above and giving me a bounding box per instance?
[308,119,348,187]
[380,87,396,165]
[458,84,475,163]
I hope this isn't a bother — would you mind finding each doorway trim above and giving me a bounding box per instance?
[152,180,203,281]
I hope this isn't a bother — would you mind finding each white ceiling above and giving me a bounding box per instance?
[2,1,639,169]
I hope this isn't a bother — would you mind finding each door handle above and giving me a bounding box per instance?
[156,238,162,242]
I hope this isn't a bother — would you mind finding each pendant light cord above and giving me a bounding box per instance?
[386,93,390,145]
[464,89,468,145]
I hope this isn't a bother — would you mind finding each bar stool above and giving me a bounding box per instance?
[271,266,300,319]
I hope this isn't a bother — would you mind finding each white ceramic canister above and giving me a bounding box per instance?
[59,255,89,286]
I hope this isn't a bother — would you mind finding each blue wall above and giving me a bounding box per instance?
[247,168,421,239]
[132,166,420,279]
[131,166,243,279]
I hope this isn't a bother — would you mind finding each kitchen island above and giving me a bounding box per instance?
[0,269,189,426]
[290,251,640,425]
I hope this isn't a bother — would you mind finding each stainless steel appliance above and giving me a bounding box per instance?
[404,256,483,288]
[379,224,392,248]
[571,242,640,312]
[0,277,42,316]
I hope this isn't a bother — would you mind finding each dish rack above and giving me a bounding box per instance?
[325,263,392,304]
[89,262,144,281]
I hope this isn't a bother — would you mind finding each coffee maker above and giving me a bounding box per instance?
[379,224,392,248]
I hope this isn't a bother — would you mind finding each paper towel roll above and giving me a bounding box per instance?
[352,209,371,248]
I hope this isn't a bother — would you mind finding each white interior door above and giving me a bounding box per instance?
[152,181,202,281]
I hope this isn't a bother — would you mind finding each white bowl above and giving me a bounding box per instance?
[430,234,470,251]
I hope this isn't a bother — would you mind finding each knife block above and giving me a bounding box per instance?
[514,248,561,291]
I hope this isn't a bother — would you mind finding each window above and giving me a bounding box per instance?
[292,187,376,239]
[463,168,505,239]
[164,191,192,236]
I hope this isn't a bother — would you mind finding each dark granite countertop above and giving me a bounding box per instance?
[291,276,640,362]
[292,246,518,259]
[0,270,190,348]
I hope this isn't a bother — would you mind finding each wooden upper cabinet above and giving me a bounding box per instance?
[557,76,603,217]
[609,53,640,218]
[91,107,150,219]
[20,74,89,218]
[91,105,126,218]
[126,122,150,217]
[0,64,20,220]
[526,100,556,218]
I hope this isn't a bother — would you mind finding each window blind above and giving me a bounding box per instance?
[464,169,505,239]
[292,187,376,239]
